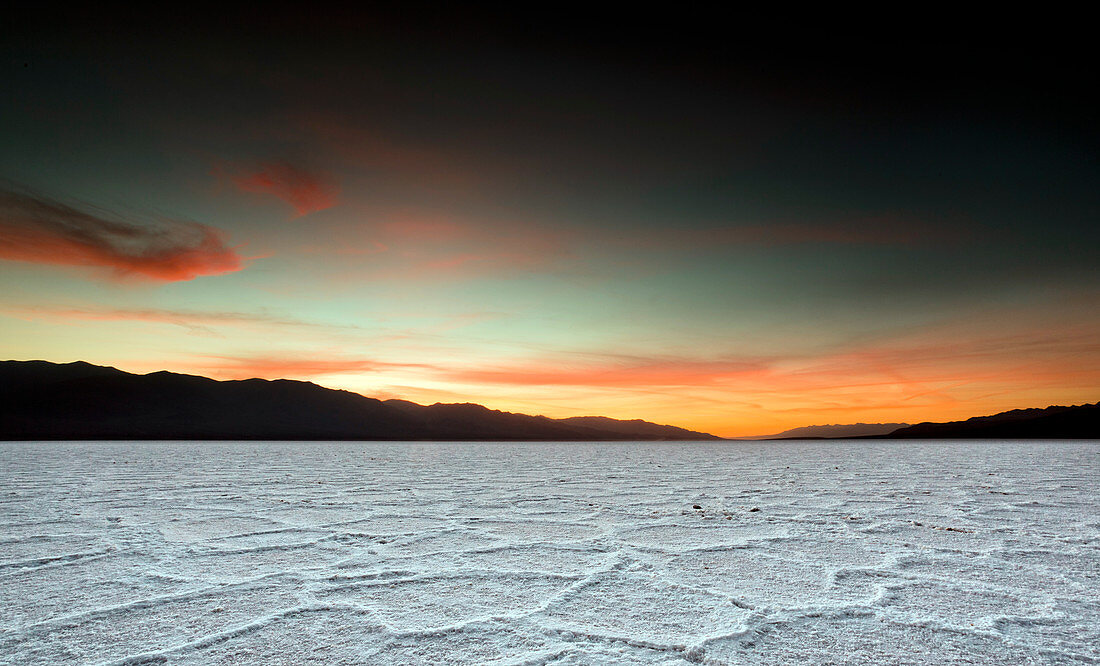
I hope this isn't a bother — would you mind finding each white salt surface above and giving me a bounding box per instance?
[0,440,1096,665]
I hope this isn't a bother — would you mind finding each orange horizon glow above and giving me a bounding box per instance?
[60,352,1100,439]
[22,301,1090,438]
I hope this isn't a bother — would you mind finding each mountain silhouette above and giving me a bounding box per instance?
[879,403,1100,439]
[0,360,721,441]
[748,423,911,440]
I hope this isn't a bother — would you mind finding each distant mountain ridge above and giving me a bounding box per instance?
[753,406,1100,440]
[0,360,720,441]
[881,402,1100,439]
[4,361,1096,441]
[750,423,910,440]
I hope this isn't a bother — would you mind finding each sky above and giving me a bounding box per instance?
[2,11,1098,437]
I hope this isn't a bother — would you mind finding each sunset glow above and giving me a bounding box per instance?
[3,13,1097,437]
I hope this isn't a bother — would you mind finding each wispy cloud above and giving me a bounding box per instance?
[305,208,573,280]
[613,214,971,251]
[196,353,435,380]
[293,113,479,191]
[744,215,966,246]
[3,305,357,335]
[434,320,1100,410]
[218,161,338,216]
[445,356,773,388]
[0,189,243,281]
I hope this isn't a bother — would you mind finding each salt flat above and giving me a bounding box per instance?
[0,440,1096,665]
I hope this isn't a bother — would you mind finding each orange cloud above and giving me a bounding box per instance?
[197,354,435,380]
[0,189,243,281]
[446,357,773,388]
[221,161,338,215]
[419,316,1100,437]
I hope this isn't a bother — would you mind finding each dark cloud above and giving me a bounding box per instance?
[0,189,243,281]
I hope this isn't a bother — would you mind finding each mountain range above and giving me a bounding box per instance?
[0,360,719,441]
[2,361,1097,440]
[747,423,911,439]
[880,403,1100,439]
[754,405,1099,439]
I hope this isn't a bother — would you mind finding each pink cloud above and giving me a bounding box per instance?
[221,161,338,216]
[0,189,243,282]
[378,213,468,241]
[197,354,436,381]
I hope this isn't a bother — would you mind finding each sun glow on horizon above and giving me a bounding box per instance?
[3,16,1097,438]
